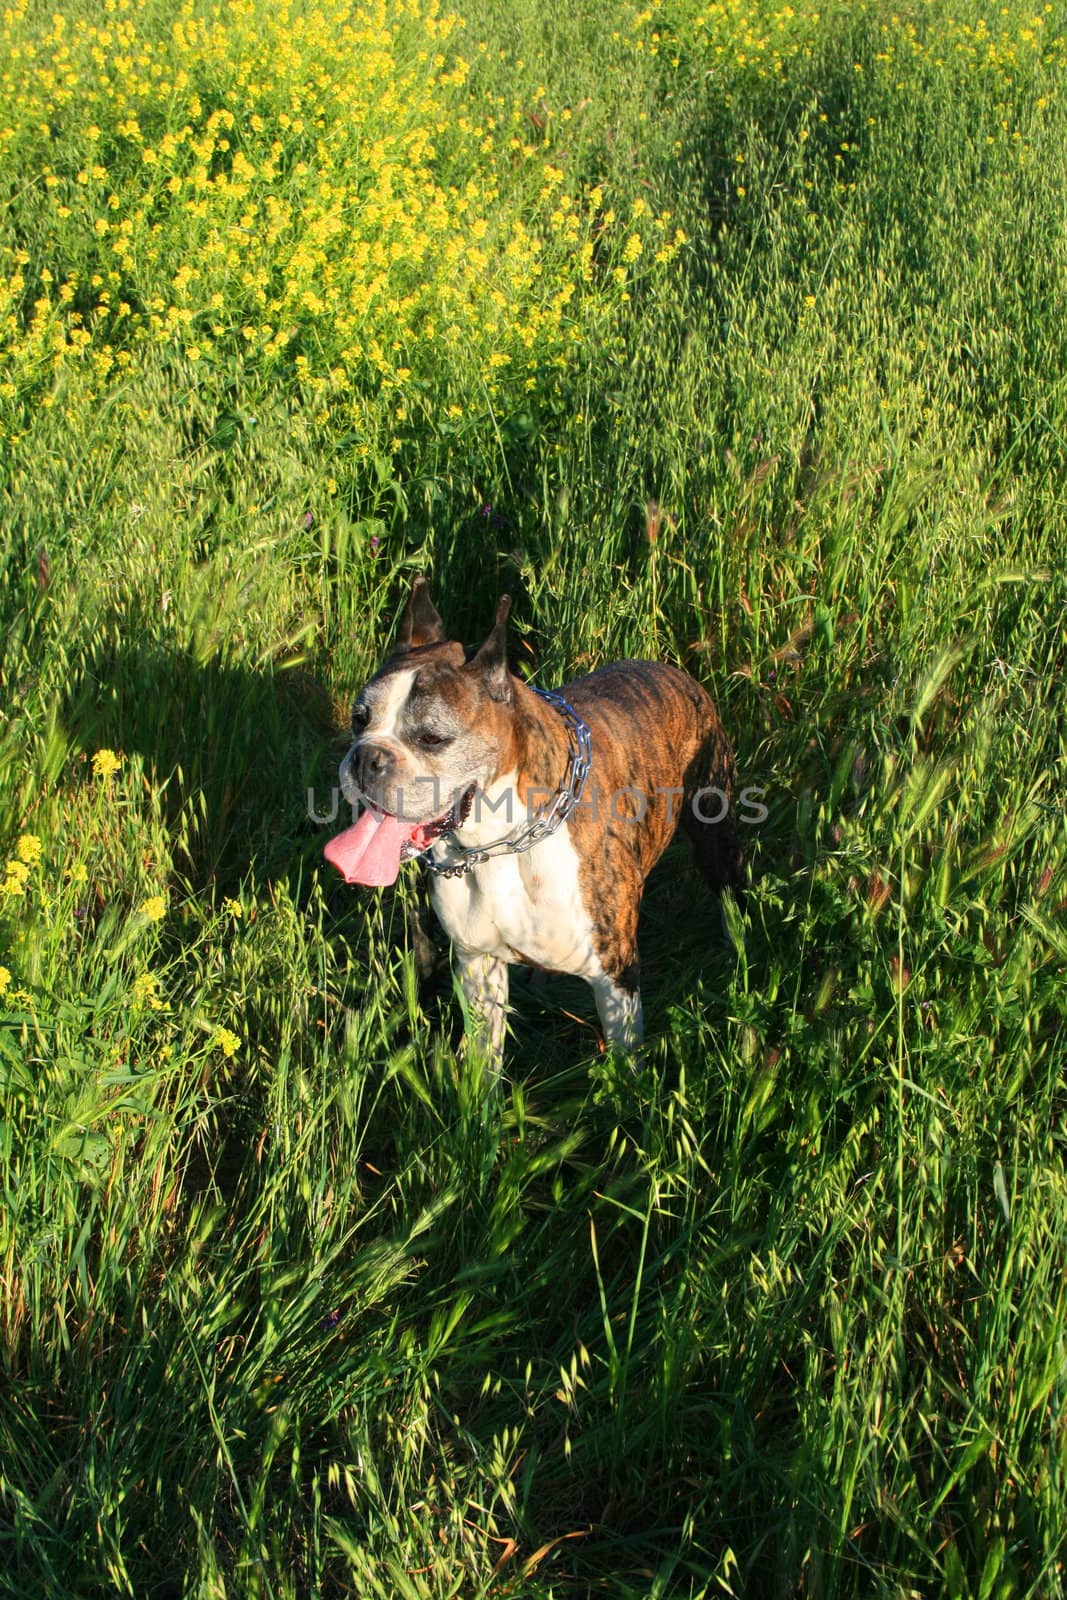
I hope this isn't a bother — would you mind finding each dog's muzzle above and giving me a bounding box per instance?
[354,741,392,792]
[340,741,394,808]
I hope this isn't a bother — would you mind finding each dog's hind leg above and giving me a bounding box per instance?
[591,967,644,1053]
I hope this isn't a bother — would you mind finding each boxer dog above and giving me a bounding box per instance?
[324,578,741,1065]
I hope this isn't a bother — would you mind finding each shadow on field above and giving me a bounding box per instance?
[63,637,340,891]
[672,47,891,289]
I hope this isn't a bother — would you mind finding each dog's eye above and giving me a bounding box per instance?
[352,703,370,732]
[415,729,451,750]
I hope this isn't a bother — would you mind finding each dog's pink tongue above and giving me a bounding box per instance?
[324,810,415,887]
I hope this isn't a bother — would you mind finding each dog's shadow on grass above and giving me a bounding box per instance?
[63,637,340,893]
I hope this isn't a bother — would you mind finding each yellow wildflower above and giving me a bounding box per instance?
[0,966,10,997]
[1,860,30,897]
[132,972,166,1010]
[16,834,42,866]
[213,1027,240,1059]
[141,895,167,923]
[92,749,121,780]
[222,897,243,919]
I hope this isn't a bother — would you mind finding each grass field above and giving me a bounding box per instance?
[2,0,1067,1593]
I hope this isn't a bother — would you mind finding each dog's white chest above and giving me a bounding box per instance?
[428,823,600,978]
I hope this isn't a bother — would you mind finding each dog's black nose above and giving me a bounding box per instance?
[354,741,393,796]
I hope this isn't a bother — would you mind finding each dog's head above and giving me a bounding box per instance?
[325,579,515,885]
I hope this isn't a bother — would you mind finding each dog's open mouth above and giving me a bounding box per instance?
[323,790,472,887]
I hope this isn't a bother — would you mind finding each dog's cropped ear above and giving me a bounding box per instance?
[468,594,512,702]
[396,576,445,651]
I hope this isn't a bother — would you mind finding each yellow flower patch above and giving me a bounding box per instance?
[0,0,666,431]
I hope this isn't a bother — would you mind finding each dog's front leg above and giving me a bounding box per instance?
[591,971,645,1053]
[455,948,509,1070]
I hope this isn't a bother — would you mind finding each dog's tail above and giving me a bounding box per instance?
[681,722,745,898]
[683,801,744,895]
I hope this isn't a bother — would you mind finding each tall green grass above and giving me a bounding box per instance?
[2,0,1066,1594]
